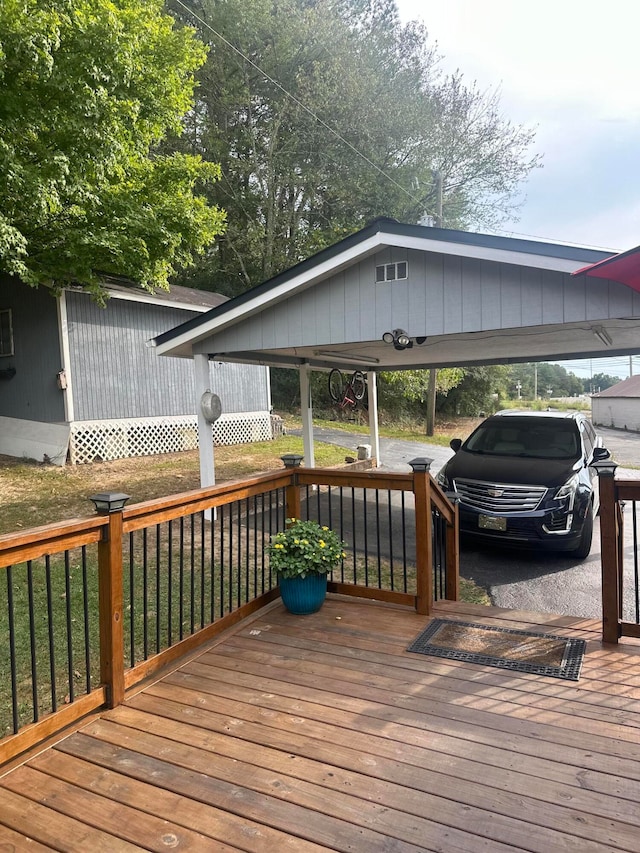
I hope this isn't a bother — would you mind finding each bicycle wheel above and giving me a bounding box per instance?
[328,368,345,403]
[351,370,367,401]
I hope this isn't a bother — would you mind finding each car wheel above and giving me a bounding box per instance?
[572,503,594,560]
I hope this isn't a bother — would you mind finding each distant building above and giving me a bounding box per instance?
[591,375,640,433]
[0,275,272,465]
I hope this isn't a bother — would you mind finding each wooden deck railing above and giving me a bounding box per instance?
[0,461,458,764]
[596,461,640,643]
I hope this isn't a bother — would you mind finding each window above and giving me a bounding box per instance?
[375,262,408,283]
[0,310,13,357]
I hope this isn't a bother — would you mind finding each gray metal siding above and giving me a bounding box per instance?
[0,276,65,422]
[66,293,268,420]
[197,249,640,355]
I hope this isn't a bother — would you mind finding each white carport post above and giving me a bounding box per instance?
[194,353,215,490]
[367,371,381,466]
[299,362,315,468]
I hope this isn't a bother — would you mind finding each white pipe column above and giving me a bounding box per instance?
[299,363,315,468]
[194,353,215,489]
[367,371,381,466]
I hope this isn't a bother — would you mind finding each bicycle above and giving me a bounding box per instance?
[328,368,367,410]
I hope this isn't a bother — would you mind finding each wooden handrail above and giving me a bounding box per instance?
[122,470,293,532]
[0,516,107,569]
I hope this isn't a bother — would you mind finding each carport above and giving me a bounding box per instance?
[152,218,640,486]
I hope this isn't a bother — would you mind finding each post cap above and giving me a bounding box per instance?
[89,492,130,514]
[408,457,433,472]
[281,453,304,468]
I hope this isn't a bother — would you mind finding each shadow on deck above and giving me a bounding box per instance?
[1,596,640,852]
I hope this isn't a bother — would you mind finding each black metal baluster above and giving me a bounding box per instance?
[155,524,161,654]
[200,511,205,630]
[64,551,74,704]
[168,520,174,647]
[387,491,394,591]
[260,494,266,594]
[375,490,382,588]
[351,486,357,583]
[6,566,19,733]
[190,514,195,635]
[129,532,135,667]
[27,561,39,722]
[245,497,250,603]
[339,486,345,582]
[142,527,149,660]
[214,507,222,624]
[178,517,184,641]
[401,492,408,593]
[253,495,258,599]
[221,504,227,617]
[363,488,369,586]
[45,555,57,712]
[633,502,639,624]
[81,547,91,693]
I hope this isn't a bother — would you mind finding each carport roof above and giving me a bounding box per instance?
[155,219,607,346]
[152,218,635,371]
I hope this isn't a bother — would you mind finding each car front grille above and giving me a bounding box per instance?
[453,478,548,513]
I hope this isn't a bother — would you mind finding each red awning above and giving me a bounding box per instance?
[572,244,640,293]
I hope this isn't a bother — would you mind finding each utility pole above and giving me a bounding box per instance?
[533,363,538,400]
[426,171,443,436]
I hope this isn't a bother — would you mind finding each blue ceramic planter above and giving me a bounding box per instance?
[279,573,327,615]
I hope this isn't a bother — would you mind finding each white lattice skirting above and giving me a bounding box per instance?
[69,412,273,465]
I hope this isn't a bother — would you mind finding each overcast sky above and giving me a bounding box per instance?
[396,0,640,379]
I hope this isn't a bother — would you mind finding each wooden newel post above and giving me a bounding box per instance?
[282,454,303,523]
[410,458,434,615]
[445,491,461,601]
[91,492,129,708]
[593,462,620,644]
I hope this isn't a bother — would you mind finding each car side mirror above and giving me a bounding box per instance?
[450,438,462,452]
[592,446,610,462]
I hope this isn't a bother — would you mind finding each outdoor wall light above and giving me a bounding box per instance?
[89,492,131,514]
[382,329,413,350]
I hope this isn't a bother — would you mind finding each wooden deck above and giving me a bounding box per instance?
[1,597,640,852]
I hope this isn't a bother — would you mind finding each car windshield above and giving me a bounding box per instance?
[464,420,580,459]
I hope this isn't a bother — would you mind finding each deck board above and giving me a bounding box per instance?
[1,597,640,852]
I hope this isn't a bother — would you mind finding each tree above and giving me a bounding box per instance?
[168,0,540,296]
[438,365,511,416]
[0,0,226,300]
[583,373,621,394]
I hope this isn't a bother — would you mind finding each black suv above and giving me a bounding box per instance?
[436,410,610,558]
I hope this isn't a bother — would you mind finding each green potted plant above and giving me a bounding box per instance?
[268,517,347,614]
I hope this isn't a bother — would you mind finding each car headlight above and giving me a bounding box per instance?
[436,467,448,488]
[555,474,579,510]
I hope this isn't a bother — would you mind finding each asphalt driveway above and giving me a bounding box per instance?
[295,423,640,619]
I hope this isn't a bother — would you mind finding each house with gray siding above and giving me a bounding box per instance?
[592,375,640,433]
[0,274,272,464]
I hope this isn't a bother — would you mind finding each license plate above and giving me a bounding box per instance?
[479,514,507,531]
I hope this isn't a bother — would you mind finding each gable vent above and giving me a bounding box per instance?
[375,262,408,283]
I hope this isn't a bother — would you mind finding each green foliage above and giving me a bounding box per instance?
[380,368,464,403]
[268,517,347,579]
[438,365,512,416]
[510,362,584,399]
[0,0,225,298]
[168,0,539,296]
[583,373,621,394]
